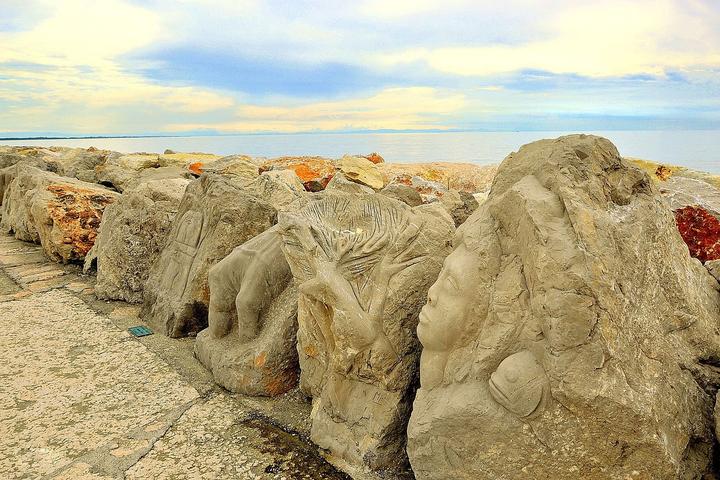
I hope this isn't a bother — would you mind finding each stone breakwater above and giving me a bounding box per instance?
[1,136,720,479]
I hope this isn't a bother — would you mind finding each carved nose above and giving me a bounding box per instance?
[427,283,438,305]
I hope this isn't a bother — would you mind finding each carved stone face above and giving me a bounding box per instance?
[418,242,482,352]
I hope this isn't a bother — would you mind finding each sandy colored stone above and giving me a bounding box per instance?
[279,193,454,473]
[85,178,189,303]
[378,162,497,193]
[260,156,336,192]
[0,289,200,479]
[337,155,385,190]
[195,226,299,396]
[1,166,118,263]
[141,174,277,337]
[407,135,720,479]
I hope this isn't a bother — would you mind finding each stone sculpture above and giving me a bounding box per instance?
[141,173,277,337]
[279,193,454,473]
[84,178,190,303]
[194,226,299,396]
[407,135,720,479]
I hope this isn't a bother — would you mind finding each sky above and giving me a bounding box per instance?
[0,0,719,136]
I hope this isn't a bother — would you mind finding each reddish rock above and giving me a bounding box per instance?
[188,161,204,175]
[674,206,720,263]
[364,152,385,164]
[260,156,335,192]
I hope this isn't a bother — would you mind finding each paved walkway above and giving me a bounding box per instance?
[0,234,353,480]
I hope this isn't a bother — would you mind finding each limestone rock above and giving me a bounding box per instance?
[84,178,190,303]
[193,155,259,179]
[246,170,306,210]
[1,165,118,263]
[195,226,298,396]
[379,183,423,207]
[325,172,375,195]
[95,153,201,192]
[378,162,497,194]
[337,155,385,190]
[260,156,336,192]
[439,189,479,226]
[407,135,720,479]
[140,174,277,337]
[279,193,454,473]
[707,259,720,283]
[364,152,385,164]
[658,176,720,217]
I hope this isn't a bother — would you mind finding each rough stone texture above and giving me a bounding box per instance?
[325,172,375,195]
[279,193,454,473]
[364,152,385,164]
[260,156,336,192]
[707,259,720,283]
[84,178,190,303]
[674,206,720,263]
[246,169,306,210]
[191,154,259,178]
[0,232,356,480]
[141,173,277,338]
[0,289,200,479]
[195,226,299,396]
[0,146,114,183]
[407,135,720,479]
[379,183,423,207]
[658,176,720,217]
[1,166,118,263]
[337,155,385,190]
[378,162,497,194]
[94,152,210,192]
[439,189,480,226]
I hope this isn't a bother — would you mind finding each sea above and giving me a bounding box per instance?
[1,130,718,174]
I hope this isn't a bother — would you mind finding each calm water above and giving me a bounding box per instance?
[2,130,718,173]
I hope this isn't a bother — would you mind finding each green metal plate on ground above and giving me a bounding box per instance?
[128,325,153,337]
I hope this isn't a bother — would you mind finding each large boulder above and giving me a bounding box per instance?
[94,152,213,192]
[0,165,118,263]
[406,135,720,479]
[140,174,278,337]
[194,226,298,396]
[337,155,385,190]
[278,193,454,473]
[84,178,190,303]
[259,156,336,192]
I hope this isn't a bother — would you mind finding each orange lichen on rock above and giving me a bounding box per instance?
[655,165,674,181]
[188,161,204,175]
[364,152,385,164]
[260,156,336,192]
[674,206,720,263]
[46,184,116,257]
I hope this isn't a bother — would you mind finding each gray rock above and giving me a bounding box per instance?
[325,172,375,195]
[140,173,278,337]
[278,193,454,473]
[407,134,720,479]
[379,183,423,207]
[0,165,118,263]
[95,153,195,192]
[707,259,720,283]
[439,189,479,226]
[246,169,306,209]
[194,226,298,396]
[658,175,720,218]
[84,178,190,303]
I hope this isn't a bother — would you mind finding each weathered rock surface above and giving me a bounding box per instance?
[378,162,497,194]
[407,135,720,479]
[141,173,278,337]
[337,155,385,190]
[707,259,720,283]
[439,189,479,226]
[1,166,118,263]
[674,206,720,263]
[260,156,336,192]
[379,183,423,207]
[195,226,299,396]
[95,152,210,192]
[279,193,454,473]
[84,178,190,303]
[191,154,259,179]
[325,172,375,195]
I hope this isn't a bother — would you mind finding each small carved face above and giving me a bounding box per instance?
[418,243,481,352]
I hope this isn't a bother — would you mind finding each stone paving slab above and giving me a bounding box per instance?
[0,289,200,479]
